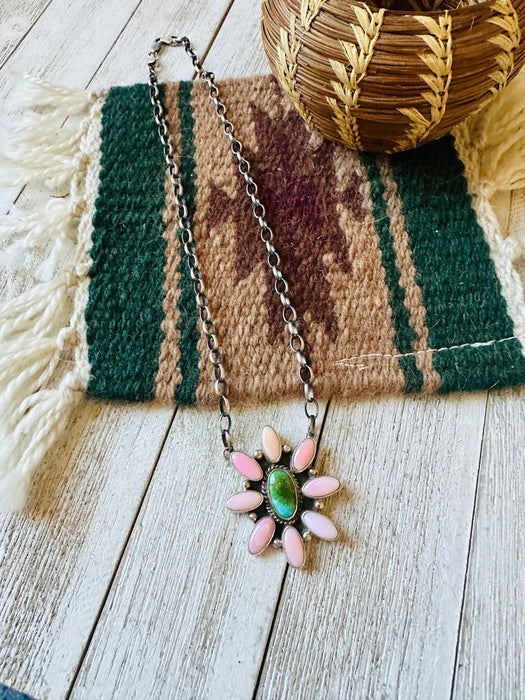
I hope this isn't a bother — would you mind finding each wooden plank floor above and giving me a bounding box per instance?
[0,1,524,698]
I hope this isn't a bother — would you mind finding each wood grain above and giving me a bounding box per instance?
[87,0,237,88]
[69,402,327,700]
[0,0,234,212]
[453,386,525,700]
[255,393,487,699]
[0,0,54,69]
[0,400,174,699]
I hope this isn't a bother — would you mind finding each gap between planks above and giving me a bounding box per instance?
[253,391,488,699]
[250,398,333,700]
[64,406,179,700]
[0,0,56,70]
[453,386,525,699]
[449,395,489,699]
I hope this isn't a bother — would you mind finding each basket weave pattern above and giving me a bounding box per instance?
[261,0,525,151]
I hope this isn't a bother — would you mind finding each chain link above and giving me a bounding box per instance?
[148,36,318,453]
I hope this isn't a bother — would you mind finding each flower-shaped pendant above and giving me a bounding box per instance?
[226,426,340,569]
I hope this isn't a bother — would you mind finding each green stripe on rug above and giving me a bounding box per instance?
[174,81,201,405]
[390,135,525,392]
[361,153,424,393]
[86,84,167,401]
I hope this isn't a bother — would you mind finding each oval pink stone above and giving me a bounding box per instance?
[301,511,339,541]
[230,452,263,481]
[291,437,316,472]
[226,491,263,513]
[282,526,305,569]
[248,516,275,555]
[302,476,340,499]
[262,425,281,463]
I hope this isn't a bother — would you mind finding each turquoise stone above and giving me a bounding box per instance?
[268,469,297,519]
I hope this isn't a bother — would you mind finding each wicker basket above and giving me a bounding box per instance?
[261,0,525,151]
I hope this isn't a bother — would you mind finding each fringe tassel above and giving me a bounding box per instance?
[0,78,104,511]
[0,77,97,192]
[0,199,78,277]
[454,66,525,354]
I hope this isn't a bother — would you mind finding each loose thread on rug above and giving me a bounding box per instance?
[335,336,518,370]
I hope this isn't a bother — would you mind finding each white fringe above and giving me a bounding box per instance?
[0,78,98,192]
[0,78,105,511]
[454,67,525,355]
[0,199,78,277]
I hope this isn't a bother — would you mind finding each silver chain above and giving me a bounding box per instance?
[148,36,319,457]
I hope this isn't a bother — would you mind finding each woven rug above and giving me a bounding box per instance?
[1,71,525,510]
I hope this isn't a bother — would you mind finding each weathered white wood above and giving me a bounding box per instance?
[0,400,174,699]
[453,386,525,699]
[201,0,270,78]
[0,0,232,211]
[88,0,236,88]
[255,393,487,700]
[69,401,327,700]
[0,0,54,68]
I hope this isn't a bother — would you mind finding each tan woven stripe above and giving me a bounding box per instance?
[395,12,452,152]
[487,0,521,94]
[192,77,298,405]
[155,82,183,402]
[189,77,405,402]
[321,148,406,396]
[327,6,385,150]
[378,157,441,392]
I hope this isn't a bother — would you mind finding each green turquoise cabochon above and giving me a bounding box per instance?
[267,469,298,520]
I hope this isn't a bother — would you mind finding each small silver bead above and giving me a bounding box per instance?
[302,531,312,541]
[254,450,263,459]
[249,513,258,522]
[282,444,292,453]
[272,538,282,548]
[309,469,317,477]
[315,500,324,510]
[244,481,251,490]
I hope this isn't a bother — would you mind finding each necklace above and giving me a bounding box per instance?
[148,36,341,569]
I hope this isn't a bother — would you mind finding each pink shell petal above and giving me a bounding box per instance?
[302,476,340,499]
[282,526,305,569]
[291,437,316,472]
[226,491,263,513]
[248,516,276,555]
[301,511,339,541]
[262,425,281,463]
[230,452,263,481]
